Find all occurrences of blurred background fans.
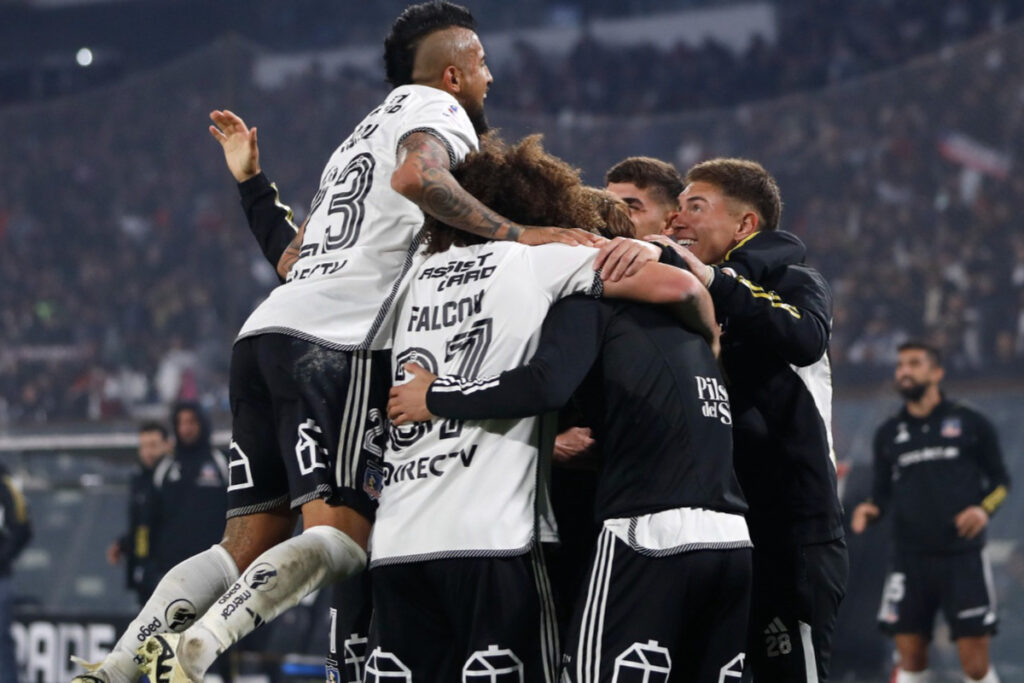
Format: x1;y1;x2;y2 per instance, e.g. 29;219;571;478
0;1;1022;681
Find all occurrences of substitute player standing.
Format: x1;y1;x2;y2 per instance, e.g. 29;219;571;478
73;4;596;683
852;341;1010;683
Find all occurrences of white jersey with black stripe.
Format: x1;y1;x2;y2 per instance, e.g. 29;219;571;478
370;242;604;566
237;85;479;350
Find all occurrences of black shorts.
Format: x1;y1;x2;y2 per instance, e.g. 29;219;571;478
366;546;559;682
226;334;390;520
326;571;373;683
561;528;751;683
877;548;998;640
746;537;848;683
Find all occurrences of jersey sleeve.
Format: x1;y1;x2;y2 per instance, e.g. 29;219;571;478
396;93;479;168
972;413;1011;516
428;296;608;419
524;244;604;301
237;172;299;279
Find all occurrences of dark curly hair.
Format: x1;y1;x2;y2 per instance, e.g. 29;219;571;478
384;1;477;88
424;134;634;254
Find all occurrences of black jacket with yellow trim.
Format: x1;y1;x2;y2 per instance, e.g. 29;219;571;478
661;230;844;545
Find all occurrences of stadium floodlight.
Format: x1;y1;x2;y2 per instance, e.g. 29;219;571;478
76;47;94;67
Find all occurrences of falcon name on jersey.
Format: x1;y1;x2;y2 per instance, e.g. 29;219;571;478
370;242;603;566
237;85;479;351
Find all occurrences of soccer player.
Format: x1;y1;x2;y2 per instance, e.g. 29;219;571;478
851;342;1010;683
604;156;684;238
370;135;720;681
72;4;596;683
387;159;750;683
650;158;847;682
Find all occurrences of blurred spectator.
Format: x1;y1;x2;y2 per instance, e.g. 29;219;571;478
107;421;172;605
144;403;228;598
0;461;31;682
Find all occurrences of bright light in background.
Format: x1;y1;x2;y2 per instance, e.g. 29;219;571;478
76;47;94;67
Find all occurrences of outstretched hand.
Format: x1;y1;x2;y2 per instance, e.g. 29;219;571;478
388;363;438;425
208;109;261;183
518;227;605;248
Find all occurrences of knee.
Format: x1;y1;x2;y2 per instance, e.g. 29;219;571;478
960;653;990;680
898;645;928;671
219;513;294;570
958;638;991;680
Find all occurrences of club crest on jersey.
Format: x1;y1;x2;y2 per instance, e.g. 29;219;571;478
197;462;222;487
941;417;962;438
363;463;384;500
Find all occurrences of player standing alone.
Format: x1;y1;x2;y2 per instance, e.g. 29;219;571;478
852;342;1010;683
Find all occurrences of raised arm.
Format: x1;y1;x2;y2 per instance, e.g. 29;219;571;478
210;110;299;278
391;132;599;247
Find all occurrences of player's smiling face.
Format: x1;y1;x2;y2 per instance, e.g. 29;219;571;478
668;181;752;265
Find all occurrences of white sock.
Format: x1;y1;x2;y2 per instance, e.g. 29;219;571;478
101;545;238;683
896;670;929;683
178;525;367;677
965;667;1000;683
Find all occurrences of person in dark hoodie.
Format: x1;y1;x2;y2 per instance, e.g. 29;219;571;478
145;403;229;599
649;158;847;683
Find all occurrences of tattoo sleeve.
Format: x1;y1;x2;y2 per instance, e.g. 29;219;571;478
396;132;523;241
276;218;306;280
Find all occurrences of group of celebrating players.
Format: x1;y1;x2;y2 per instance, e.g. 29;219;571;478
72;3;849;682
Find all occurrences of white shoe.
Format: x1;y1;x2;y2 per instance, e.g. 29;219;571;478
137;633;200;683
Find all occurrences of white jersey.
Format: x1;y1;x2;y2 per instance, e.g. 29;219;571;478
370;242;604;566
237;85;479;350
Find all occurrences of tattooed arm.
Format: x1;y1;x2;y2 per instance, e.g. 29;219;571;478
390;132;599;247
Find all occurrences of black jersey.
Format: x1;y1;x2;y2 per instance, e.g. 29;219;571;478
427;295;747;521
660;231;844;545
871;397;1010;554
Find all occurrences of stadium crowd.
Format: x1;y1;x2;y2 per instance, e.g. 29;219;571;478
3;4;1024;425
